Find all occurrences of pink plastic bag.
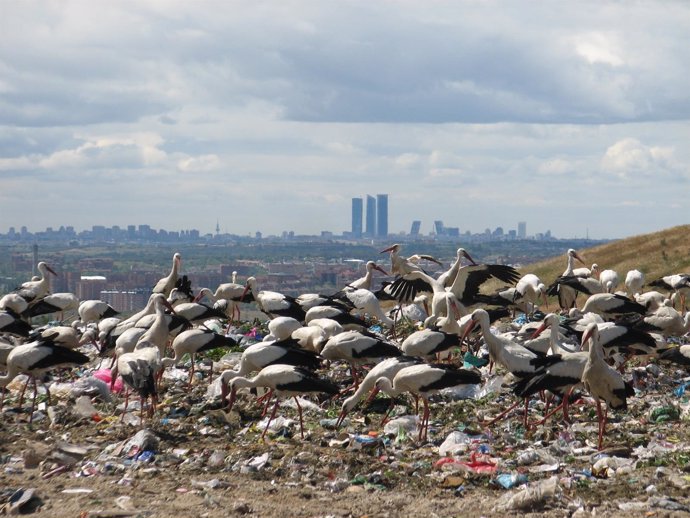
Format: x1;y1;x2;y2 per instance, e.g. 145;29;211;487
93;368;124;393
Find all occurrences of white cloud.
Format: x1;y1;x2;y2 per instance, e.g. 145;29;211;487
572;32;624;67
176;154;221;172
600;138;678;179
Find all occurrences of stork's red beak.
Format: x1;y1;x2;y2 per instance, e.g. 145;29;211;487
463;251;478;266
449;298;462;320
46;265;57;276
379;245;397;254
373;264;389;276
460;317;476;343
162;299;178;315
581;328;593;347
529;322;548;340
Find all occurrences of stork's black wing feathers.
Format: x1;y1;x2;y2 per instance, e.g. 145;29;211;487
455;264;521;306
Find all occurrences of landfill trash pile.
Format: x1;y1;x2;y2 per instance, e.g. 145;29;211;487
2;252;690;516
1;319;690;517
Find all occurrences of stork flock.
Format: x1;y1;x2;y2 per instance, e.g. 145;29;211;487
1;247;690;451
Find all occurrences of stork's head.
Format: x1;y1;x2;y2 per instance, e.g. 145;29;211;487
367;261;389;276
459;248;478;266
567;249;585;265
241;277;256;301
581;322;599;350
379;244;400;255
38;262;57;276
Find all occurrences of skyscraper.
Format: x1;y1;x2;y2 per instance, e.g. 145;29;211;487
434;220;445;236
410;220;421;236
365;195;376;237
376;194;388;237
518;221;527;239
351;197;363;238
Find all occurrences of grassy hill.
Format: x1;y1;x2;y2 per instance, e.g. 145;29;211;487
524;224;690;290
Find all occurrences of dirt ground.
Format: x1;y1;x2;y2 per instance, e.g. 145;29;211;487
2;357;690;518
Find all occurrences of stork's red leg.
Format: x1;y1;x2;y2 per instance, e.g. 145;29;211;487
262;399;280;441
294;396;304;439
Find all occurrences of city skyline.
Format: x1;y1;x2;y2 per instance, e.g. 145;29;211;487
1;217;556;242
1;2;689;240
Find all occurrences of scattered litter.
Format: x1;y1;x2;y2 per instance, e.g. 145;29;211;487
495;473;528;489
495;475;559;511
383;415;418;436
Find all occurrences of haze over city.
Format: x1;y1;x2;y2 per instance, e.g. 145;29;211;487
1;2;689;239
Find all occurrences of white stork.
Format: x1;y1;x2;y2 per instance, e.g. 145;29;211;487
265;317;304;341
0;310;32;337
649;273;690;311
78;300;119;325
170;300;227;324
634;290;667;312
101;293;164;352
635;300;690;337
218;340;322;409
197;282;255;322
375;364;481;442
0;293;29;315
581;293;646;320
226;364;339;439
304;305;368;330
14;262;57;302
573;262;599;278
461;308;543;425
152;252;182;298
0;339;90;420
346;261;389;290
436;248;478;288
515;274;548;314
242;277;306;321
307;318;344;338
379;243;442;277
581;323;634;449
599;269;619;294
514;313;588;423
401;328;461;359
162;328;238;383
335;355;423;428
547;249;586;311
116;340;162;419
320;330;401;387
110;294;176;388
22;292;79;321
290;325;329;354
331;288;395;328
624;270;645;298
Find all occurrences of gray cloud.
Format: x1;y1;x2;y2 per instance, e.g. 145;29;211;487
1;1;689;239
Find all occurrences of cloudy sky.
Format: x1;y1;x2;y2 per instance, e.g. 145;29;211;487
1;1;689;239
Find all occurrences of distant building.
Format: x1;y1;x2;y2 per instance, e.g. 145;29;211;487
365;195;376;237
351;197;363;238
518;221;527;239
376;194;388;237
77;275;107;300
434;220;445;235
410;220;421;236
